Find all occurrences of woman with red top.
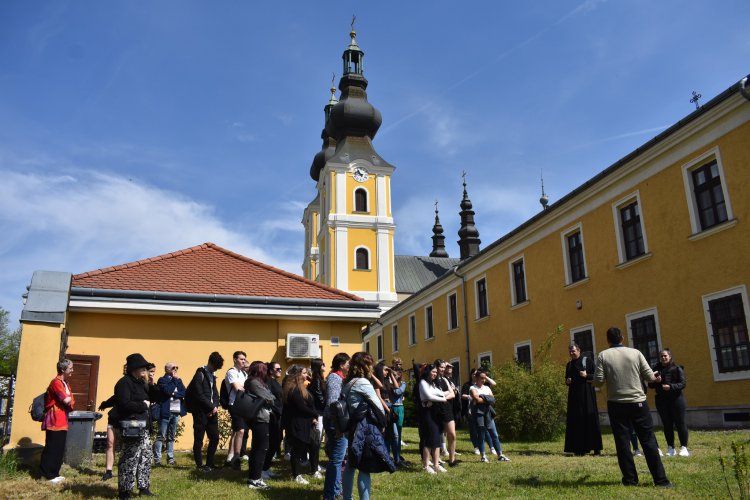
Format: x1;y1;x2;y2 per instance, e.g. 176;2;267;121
40;359;75;483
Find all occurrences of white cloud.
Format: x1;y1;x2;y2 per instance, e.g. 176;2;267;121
0;169;301;324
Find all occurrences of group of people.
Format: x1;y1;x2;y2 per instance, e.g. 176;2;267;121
38;327;693;496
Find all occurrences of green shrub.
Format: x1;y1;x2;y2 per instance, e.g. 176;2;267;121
720;441;749;500
491;325;567;442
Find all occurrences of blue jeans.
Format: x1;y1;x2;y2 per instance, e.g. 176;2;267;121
154;413;179;462
469;415;494;450
342;464;370;500
477;419;502;456
323;422;348;500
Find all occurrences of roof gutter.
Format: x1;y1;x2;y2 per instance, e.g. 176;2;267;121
70;287;381;311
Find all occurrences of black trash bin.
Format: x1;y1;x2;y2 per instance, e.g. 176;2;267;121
64;411;103;468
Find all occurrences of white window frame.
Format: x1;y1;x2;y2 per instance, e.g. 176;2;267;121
474;275;489;320
514;340;532;369
365;340;370;355
424;305;434;340
702;285;750;382
611;190;650;265
560;223;588;286
376;334;383;362
353;245;371;270
625;307;663;365
391;324;399;354
446;292;459;331
570;324;597;357
408;314;417;346
353;186;370;213
508;255;528;306
681;147;734;236
478;351;493;369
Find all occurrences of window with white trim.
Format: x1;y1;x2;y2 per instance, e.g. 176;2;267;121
475;277;489;319
509;257;528;305
376;334;383;361
702;285;750;381
354;247;370;270
478;351;492;369
561;225;587;285
365;340;370;356
408;314;417;346
570;325;596;359
354;187;368;213
450;358;460;386
447;293;458;330
626;308;662;367
682;148;734;235
515;341;532;370
391;324;399;353
425;305;434;339
612;192;649;263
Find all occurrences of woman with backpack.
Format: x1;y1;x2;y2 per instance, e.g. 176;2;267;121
563;343;602;456
470;368;509;463
244;361;277;490
283;366;320;484
39;359;75;484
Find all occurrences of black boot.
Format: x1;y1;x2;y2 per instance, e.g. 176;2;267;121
140;487;157;496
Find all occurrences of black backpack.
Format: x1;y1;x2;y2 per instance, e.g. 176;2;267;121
219;380;230;410
330;397;350;434
29;393;46;422
184;369;206;414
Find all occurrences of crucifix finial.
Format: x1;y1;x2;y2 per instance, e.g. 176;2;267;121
690;90;702;110
351;15;356;33
461;170;467;187
331;73;336;93
434;199;439;214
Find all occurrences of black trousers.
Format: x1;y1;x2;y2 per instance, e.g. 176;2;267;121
248;421;269;481
656;395;689;448
40;430;67;479
289;435;309;477
607;401;670;486
193;412;219;467
263;416;282;471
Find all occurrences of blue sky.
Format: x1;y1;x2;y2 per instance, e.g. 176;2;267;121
1;1;749;325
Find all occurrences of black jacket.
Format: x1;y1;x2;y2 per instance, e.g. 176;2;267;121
285;387;320;443
309;377;326;413
267;377;283;419
190;367;219;415
649;363;686;400
114;374;150;421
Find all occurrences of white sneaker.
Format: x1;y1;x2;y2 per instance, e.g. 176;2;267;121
401;440;407;447
242;454;249;461
480;455;489;463
317;465;325;473
633;449;643;457
498;453;511;462
48;476;65;484
424;465;436;474
679;446;690;457
312;471;323;479
247;479;269;490
436;464;447;473
666;446;676;457
490;448;498;455
441;448;449;457
454;451;462;456
294;475;309;485
658;448;664;457
474;447;480;455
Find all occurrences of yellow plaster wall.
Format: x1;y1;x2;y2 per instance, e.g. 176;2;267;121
60;312;367;449
346;173;376;215
348;228;378;291
8;322;65;450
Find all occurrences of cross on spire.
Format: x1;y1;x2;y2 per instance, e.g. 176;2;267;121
690;90;702;110
351;15;356;33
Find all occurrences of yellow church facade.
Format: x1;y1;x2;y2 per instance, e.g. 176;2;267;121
364;78;750;427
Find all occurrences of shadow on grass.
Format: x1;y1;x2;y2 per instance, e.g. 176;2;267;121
510;475;620;488
63;482;118;497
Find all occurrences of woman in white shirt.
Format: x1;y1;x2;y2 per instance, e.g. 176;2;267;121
469;369;510;463
419;365;447;473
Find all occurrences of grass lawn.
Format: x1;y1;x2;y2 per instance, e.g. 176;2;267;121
1;427;748;499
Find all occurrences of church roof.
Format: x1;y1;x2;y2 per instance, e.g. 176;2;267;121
394;255;460;294
72;242;363;302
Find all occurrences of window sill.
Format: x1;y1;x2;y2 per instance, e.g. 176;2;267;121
425;336;435;342
713;367;750;382
446;327;460;335
564;277;590;290
408;343;416;348
352;211;371;215
616;252;652;270
689;218;738;242
511;300;530;311
352;268;372;272
474;315;491;324
392;350;399;355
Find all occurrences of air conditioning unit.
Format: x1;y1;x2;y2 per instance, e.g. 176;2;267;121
286;334;320;359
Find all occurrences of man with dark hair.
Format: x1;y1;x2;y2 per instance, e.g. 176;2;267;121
261;360;284;480
594;327;672;488
225;351;248;469
191;351;224;471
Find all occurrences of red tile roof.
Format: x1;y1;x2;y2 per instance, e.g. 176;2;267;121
72;243;363;302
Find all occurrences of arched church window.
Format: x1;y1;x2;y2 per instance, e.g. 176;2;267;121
354;188;368;213
355;247;369;270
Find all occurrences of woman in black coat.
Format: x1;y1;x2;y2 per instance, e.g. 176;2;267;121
650;348;689;457
564;344;602;456
283;366;320;484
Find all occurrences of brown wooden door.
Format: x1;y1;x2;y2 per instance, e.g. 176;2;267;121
67;354;100;411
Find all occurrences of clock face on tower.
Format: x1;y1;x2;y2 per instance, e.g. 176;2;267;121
352;166;369;182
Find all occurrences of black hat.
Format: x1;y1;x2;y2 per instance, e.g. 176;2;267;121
126;353;150;373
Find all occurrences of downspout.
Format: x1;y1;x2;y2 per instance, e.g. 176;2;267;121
741;75;750;102
452;266;471;381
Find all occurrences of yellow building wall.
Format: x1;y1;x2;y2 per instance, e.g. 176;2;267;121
346;174;376;214
7;322;65;450
374;116;750;412
61;312;367;449
348;228;378;291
